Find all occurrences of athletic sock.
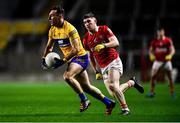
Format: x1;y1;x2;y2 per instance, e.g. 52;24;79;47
121;104;129;111
102;96;112;106
79;93;88;102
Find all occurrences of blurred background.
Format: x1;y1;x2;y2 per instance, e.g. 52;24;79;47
0;0;179;82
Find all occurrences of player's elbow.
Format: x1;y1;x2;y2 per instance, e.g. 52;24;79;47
113;36;119;47
172;48;176;55
115;41;119;47
112;41;119;48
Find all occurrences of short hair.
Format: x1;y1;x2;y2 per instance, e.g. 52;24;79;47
83;12;95;19
50;5;64;15
156;26;164;31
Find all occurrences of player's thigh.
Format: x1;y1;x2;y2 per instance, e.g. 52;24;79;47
76;70;91;87
107;68;121;88
104;79;112;91
103;70;120;93
151;68;158;77
66;62;83;77
102;58;122;84
151;61;162;76
164;61;173;71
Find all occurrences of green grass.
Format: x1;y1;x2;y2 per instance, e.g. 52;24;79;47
0;81;179;122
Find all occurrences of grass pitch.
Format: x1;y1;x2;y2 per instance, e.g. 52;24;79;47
0;81;179;122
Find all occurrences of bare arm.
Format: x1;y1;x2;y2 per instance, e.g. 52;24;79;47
65;38;79;61
149;46;154;56
89;52;99;73
89;52;102;80
42;38;54;58
105;35;119;48
169;41;175;56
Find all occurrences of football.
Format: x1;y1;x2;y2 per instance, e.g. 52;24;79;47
45;52;60;68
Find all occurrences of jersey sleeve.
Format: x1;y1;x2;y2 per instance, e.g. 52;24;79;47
68;24;80;41
104;25;114;38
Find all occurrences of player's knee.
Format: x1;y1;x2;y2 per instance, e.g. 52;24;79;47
82;85;91;92
109;83;122;94
109;84;118;92
109;84;114;91
107;89;114;97
63;72;73;83
119;86;124;92
63;73;67;80
152;75;156;80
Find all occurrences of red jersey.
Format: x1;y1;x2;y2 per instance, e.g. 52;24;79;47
83;25;119;68
150;37;172;61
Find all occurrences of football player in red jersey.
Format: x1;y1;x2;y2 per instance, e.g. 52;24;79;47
147;27;176;98
82;12;144;115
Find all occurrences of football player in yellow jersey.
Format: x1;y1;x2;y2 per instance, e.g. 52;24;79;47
41;6;115;115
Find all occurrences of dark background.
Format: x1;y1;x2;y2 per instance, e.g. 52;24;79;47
0;0;179;82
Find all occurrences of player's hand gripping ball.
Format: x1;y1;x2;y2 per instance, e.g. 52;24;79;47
45;52;61;68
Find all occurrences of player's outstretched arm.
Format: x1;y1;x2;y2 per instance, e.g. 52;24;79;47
42;38;54;58
89;52;103;80
41;38;54;69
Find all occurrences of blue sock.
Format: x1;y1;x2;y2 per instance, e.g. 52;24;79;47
102;96;112;106
79;93;88;102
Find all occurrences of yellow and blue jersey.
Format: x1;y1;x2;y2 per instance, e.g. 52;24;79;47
48;20;86;58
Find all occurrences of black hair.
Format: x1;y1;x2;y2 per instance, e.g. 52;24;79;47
50;5;64;15
83;12;95;19
156;26;164;31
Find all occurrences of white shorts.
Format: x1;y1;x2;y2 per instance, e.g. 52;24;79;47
100;57;123;80
152;61;173;71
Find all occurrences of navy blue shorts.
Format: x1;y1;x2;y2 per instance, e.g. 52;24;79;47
69;54;89;70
